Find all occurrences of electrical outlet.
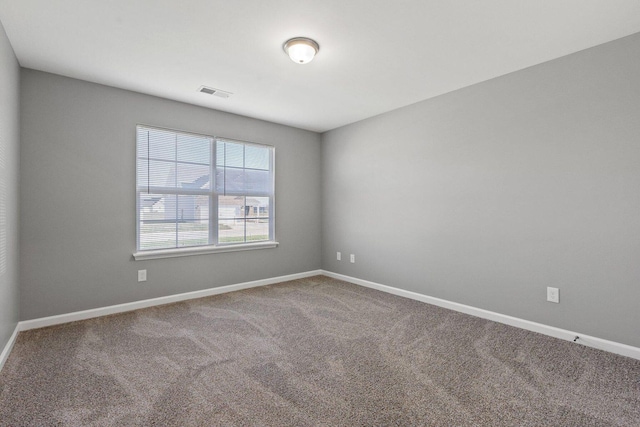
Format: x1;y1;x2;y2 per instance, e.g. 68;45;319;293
547;287;559;303
337;252;341;261
138;269;147;282
350;254;355;263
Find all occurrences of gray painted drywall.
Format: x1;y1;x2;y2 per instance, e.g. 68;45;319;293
20;70;321;320
0;21;20;350
322;33;640;348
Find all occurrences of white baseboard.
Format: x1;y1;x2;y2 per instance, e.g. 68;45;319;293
10;269;639;363
321;270;640;361
0;324;20;372
19;270;323;332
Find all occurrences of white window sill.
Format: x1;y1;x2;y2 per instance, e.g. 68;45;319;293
133;241;279;261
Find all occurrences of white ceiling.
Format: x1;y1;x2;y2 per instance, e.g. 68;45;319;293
1;1;640;132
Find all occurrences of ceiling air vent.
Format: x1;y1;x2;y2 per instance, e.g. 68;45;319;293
198;86;232;99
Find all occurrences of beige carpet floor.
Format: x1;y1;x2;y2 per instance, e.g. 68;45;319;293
0;275;638;426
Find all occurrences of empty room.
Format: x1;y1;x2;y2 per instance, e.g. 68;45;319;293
1;1;639;425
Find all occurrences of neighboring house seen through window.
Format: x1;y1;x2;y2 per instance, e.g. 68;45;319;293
136;125;275;253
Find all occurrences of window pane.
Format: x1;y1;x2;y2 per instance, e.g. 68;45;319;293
177;195;208;221
215;168;272;196
195;195;209;219
177;163;209;189
218;219;245;243
246;219;269;242
219;141;244;167
218;195;245;219
245;145;270;170
215;167;242;194
177;195;209;246
246;197;269;218
244;169;271;194
147;128;176;161
216;142;225;167
137;158;149;188
149;160;176;188
178;220;209;247
177;134;210;164
137;128;149;158
139;193;177;250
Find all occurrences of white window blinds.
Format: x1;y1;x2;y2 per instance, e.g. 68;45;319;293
136;126;274;251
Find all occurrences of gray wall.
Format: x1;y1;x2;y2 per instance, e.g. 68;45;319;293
0;21;20;349
322;33;640;348
20;70;321;320
14;32;640;350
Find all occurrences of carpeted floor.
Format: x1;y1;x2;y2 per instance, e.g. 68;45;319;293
0;275;639;426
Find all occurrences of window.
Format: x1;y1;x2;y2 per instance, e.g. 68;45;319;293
135;125;275;258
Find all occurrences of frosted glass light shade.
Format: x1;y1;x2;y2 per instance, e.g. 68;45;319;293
283;37;319;64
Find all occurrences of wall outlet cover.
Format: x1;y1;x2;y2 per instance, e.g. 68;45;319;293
138;270;147;282
547;286;559;303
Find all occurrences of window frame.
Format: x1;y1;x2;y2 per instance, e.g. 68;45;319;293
133;125;278;260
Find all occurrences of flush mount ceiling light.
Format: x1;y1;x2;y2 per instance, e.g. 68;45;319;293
283;37;319;64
